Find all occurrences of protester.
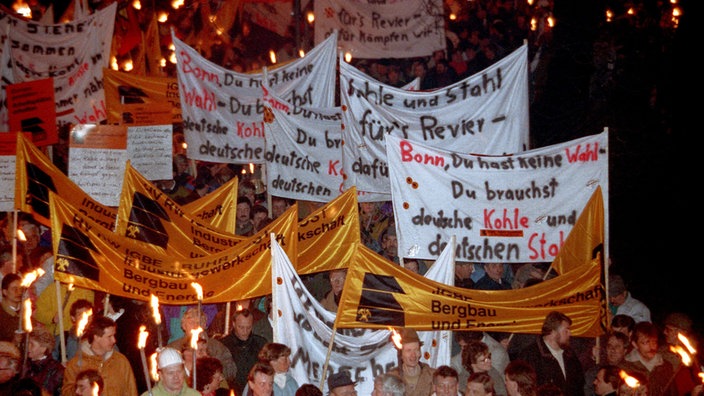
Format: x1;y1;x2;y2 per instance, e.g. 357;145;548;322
246;362;276;396
327;371;357;396
147;347;200;396
373;373;405;396
620;322;676;396
388;328;435;396
195;356;227;396
462;341;506;396
0;273;22;344
319;269;347;313
431;365;461;396
607;275;651;324
24;325;64;396
167;307;237;389
221;308;268;395
257;343;299;396
0;341;21;396
503;360;537;396
52;299;94;362
516;311;584;396
467;372;495;396
592;365;620;396
74;369;104;396
61;315;138;396
296;384;323;396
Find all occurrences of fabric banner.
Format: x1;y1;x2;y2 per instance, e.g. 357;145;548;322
102;68;182;125
271;236;451;396
341;44;530;195
262;87;345;202
386;131;608;263
182;176;239;233
173;30;338;164
116;162;246;258
0;4;116;129
0;132;23;212
549;186;605;275
314;0;446;59
14;133;117;229
335;244;606;337
296;187;361;275
50;191;299;303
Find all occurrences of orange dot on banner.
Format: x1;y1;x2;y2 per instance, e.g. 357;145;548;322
403;202;410;209
342;173;347;180
341;124;345;131
277;309;283;318
406;177;413;184
341;105;347;111
423;352;431;360
276;277;283;285
412;181;419;189
432;339;437;347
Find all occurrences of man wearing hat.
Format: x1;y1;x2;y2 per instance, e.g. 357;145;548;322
147;347;200;396
608;274;651;324
388;329;435;396
0;341;21;395
328;371;357;396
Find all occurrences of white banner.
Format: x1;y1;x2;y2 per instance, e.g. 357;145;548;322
0;4;116;130
341;44;531;194
262;89;345;202
271;236;452;395
173;31;338;164
386;131;608;262
314;0;446;59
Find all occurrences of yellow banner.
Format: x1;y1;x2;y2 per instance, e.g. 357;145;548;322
550;186;605;275
335;245;606;337
102;68;181;125
14;133;117;229
182;176;238;233
50;191;299;303
116;162;245;257
296;187;361;274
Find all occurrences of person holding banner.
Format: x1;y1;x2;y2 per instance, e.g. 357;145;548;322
256;343;298;396
430;365;461;396
503;360;537;396
0;274;22;345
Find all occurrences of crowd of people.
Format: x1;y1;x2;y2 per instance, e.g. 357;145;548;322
0;0;690;395
0;168;701;396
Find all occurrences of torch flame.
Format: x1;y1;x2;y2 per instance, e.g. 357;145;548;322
23;299;33;332
150;352;159;381
91;382;99;396
389;327;402;349
150;294;162;325
77;309;93;337
670;345;693;366
619;370;640;388
678;333;697;354
68;283;74;291
190;327;203;349
138;325;149;349
20;268;45;287
191;282;203;300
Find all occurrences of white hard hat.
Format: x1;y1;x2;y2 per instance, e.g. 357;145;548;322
158;347;184;369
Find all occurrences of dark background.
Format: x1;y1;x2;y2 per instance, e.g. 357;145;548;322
532;0;698;332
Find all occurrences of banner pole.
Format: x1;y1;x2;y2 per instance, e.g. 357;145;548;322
320;322;339;390
55;280;67;364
